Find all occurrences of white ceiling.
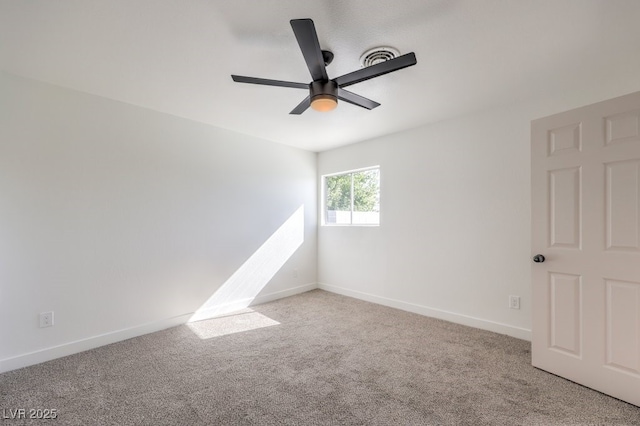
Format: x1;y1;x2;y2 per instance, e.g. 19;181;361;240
2;0;640;152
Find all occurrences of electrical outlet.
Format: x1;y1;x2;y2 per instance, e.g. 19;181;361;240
39;311;54;328
509;296;520;310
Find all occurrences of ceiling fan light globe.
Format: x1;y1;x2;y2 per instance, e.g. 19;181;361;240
310;95;338;112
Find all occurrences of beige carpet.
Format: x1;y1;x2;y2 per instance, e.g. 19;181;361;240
2;289;639;425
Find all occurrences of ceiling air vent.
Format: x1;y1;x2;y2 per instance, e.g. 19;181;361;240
359;47;400;68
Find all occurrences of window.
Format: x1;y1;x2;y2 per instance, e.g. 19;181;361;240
323;166;380;225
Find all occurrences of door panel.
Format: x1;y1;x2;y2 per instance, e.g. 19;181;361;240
605;279;640;376
605;160;640;251
548;167;582;249
532;91;640;407
548;272;582;357
605;110;640;146
549;122;582;155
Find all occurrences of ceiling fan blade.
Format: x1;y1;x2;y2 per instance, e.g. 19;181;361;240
337;88;381;110
334;52;417;88
290;96;311;115
290;19;328;82
231;75;308;89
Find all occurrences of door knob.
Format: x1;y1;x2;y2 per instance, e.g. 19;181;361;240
533;254;545;263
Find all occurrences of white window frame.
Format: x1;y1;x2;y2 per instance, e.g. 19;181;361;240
321;166;380;227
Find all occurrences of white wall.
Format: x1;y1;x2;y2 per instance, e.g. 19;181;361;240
2;69;637;372
318;86;640;340
0;73;317;372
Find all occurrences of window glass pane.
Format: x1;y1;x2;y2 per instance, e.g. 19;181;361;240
325;174;352;224
352;169;380;225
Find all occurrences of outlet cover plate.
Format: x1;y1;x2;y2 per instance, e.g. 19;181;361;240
509;296;520;310
39;311;54;328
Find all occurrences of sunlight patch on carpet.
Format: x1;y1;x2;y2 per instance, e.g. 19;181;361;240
187;308;280;339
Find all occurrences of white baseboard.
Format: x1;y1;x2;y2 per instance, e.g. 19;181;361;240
188;282;318;322
0;313;192;374
0;283;318;374
1;283;528;373
252;282;318;306
318;283;532;341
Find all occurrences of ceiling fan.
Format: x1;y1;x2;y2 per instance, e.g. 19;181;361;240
231;19;417;114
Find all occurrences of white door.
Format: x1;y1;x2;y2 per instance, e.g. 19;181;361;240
532;91;640;407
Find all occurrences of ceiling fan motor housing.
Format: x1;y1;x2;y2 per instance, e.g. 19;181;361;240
310;80;337;102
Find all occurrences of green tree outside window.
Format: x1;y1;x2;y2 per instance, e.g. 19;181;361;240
325;168;380;225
